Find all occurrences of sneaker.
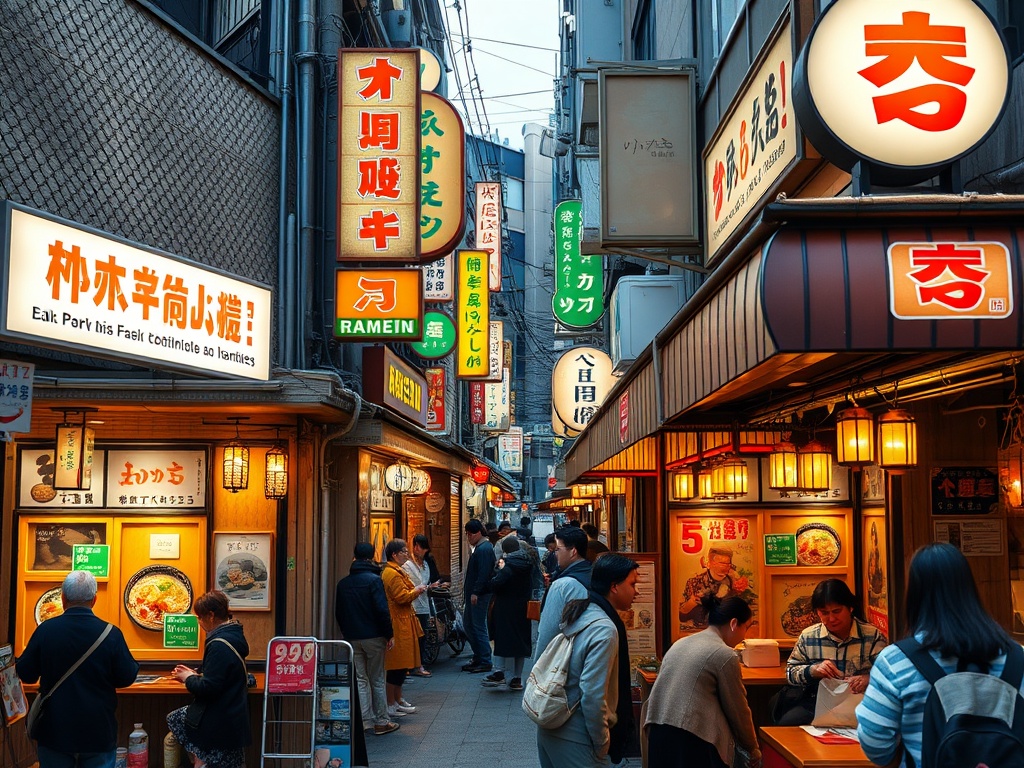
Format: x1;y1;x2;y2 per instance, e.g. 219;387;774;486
467;663;492;673
395;702;417;714
373;721;400;735
508;677;524;691
480;672;506;687
461;661;481;671
387;705;407;718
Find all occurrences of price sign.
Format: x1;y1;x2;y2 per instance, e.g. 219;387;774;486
72;544;110;577
764;534;797;566
163;614;200;649
267;637;317;693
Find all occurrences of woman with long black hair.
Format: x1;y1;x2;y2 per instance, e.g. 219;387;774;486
857;542;1023;766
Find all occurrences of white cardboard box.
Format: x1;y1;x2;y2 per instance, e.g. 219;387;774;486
741;638;780;667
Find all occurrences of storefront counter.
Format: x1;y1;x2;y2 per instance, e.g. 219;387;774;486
23;671;266;695
638;663;788;727
760;727;872;768
638;664;787;687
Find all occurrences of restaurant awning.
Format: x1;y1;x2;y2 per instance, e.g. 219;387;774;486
565;196;1024;483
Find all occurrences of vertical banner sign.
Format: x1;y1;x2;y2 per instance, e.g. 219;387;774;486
470;382;485;424
425;367;446;431
456;250;490;378
420;93;467;259
475;182;503;291
338;49;420;262
0;360;32;434
498;426;523;473
422;253;453;301
553;200;603;328
484;321;503;382
483;367;510;432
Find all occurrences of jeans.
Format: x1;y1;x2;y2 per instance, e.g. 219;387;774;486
350;636;389;726
37;746;115;768
463;594;492;665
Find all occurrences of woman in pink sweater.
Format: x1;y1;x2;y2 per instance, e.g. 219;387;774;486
644;594;761;768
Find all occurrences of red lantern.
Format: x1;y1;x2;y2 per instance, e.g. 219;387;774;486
471;465;490;484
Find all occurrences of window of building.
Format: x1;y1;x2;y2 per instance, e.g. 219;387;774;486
633;0;656;60
505;178;524;212
705;0;744;61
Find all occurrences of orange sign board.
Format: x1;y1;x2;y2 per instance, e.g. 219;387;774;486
887;241;1013;320
338;49;421;262
420;93;466;259
335;268;424;339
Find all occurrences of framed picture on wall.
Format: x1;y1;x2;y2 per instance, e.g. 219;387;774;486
212;532;273;611
370;516;394;563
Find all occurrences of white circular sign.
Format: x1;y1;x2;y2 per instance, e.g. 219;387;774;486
551;347;615;433
801;0;1008;172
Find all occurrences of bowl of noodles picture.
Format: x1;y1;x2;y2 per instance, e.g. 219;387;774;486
124;565;193;631
34;586;65;625
795;523;842;566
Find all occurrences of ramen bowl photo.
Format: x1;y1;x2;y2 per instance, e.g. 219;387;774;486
124;565;193;630
795;523;841;566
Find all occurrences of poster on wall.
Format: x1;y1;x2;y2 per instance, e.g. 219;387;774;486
770;577;820;639
0;644;27;724
212;532;272;611
368;462;394;512
370;516;393;562
106;449;206;509
862;515;888;637
669;514;760;641
28;521;107;571
930;466;999;515
623;558;658;678
934;518;1005;556
862;465;885;505
18;448;106;508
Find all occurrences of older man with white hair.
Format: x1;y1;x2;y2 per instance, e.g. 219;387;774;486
17;570;139;768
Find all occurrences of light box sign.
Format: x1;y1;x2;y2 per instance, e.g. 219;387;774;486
470;381;485;424
410;310;457;359
422;253;453;302
484;321;503;382
475;182;502;291
0;359;33;434
420;93;466;260
334;268;423;339
887;241;1013;320
1;203;272;380
106;449;207;508
498;426;523;473
793;0;1010;184
338;49;421;262
483;367;510;432
551;347;615;433
705;23;796;261
54;425;95;490
18;447;106;508
456;250;490;378
552;200;604;328
418;47;443;92
362;346;427;426
425;367;446;432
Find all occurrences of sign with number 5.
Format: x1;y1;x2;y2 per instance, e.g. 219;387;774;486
266;637;317;693
680;519;704;554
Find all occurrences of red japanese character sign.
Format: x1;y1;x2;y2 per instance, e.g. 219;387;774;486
266;638;317;694
794;0;1009;182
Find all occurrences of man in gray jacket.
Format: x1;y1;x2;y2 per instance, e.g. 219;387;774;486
535;525;592;657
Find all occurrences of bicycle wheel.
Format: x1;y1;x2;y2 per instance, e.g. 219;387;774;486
447;629;465;655
422;619;440;665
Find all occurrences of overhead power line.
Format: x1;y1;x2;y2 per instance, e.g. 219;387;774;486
450;33;560;53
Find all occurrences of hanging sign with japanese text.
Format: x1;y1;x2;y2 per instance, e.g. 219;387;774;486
106;449;206;509
552;200;604;328
420;93;466;259
425;367;446;431
470;382;485;424
1;203;272;380
72;543;110;576
498;426;523;473
456;250;490;378
410;310;457;359
887;241;1012;320
483;321;503;382
705;23;795;261
0;359;32;434
338;49;420;262
930;466;999;515
793;0;1010;185
362;346;427;427
334;268;423;339
483;366;510;432
475;182;502;291
422;253;453;302
551;347;615;433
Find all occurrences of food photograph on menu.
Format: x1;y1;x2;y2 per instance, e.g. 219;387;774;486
124;565;194;630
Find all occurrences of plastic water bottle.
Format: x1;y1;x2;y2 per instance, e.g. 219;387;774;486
128;723;149;768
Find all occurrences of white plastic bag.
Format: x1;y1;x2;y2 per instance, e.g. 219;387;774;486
811;678;863;728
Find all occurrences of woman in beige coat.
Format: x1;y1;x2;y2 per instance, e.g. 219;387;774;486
381;538;426;720
644;594;761;768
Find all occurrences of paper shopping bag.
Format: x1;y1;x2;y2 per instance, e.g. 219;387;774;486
811;678;864;728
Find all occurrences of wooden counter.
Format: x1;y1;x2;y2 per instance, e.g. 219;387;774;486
760;727;872;768
638;664;787;686
23;671;266;694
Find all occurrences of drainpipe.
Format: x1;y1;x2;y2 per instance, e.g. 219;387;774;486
318;394;363;638
296;0;318;370
277;0;295;368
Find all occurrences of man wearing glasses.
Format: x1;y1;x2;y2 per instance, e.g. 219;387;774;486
535;525;593;658
462;519;496;672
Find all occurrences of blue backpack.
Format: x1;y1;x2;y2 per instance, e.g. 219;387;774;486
897;638;1024;768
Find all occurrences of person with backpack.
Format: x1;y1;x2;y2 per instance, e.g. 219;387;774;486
535;525;593;658
643;595;760;768
856;542;1024;768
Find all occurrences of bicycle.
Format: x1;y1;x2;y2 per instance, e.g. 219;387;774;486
421;586;466;664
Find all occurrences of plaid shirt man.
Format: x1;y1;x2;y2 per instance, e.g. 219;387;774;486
786;617;887;687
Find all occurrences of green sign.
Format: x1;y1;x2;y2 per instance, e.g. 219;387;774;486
163;614;201;649
410;310;457;359
764;534;797;566
552;200;604;329
72;544;110;577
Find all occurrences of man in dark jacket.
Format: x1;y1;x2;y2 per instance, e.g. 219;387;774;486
461;519;496;672
335;542;398;735
17;570;139;768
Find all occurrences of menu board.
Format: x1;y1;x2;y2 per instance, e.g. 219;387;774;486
862;512;889;637
0;644;27;725
623;558;658;681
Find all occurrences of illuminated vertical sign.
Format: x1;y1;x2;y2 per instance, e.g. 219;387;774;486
425;367;446;431
475;182;503;291
420;93;466;259
456;250;489;378
422;253;453;301
338;49;420;262
553;200;603;328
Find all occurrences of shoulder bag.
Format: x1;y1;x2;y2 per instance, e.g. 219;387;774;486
184;637;250;729
26;624;113;739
